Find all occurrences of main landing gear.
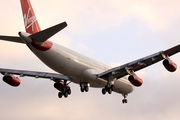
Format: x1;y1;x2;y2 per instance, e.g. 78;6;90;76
102;84;115;95
80;82;89;92
101;74;115;95
58;89;71;98
57;80;71;98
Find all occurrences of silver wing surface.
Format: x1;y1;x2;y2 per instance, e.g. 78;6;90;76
97;44;180;79
0;68;69;82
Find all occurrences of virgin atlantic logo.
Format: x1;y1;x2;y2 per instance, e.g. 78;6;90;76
23;8;37;32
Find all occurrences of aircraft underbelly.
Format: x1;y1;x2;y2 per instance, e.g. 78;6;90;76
28;43;134;95
29;44;84;77
114;79;134;94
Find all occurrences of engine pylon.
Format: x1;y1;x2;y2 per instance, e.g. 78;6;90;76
125;67;143;87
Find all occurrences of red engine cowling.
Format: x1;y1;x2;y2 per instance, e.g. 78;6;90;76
3;74;21;87
54;82;70;91
128;74;143;87
163;59;177;72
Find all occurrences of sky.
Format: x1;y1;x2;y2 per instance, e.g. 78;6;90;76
0;0;180;120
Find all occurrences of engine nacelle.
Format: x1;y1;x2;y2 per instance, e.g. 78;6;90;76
128;74;143;87
54;82;70;92
3;74;21;87
163;59;177;72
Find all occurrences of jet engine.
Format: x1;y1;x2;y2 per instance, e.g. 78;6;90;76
163;59;177;72
128;74;143;87
3;74;21;87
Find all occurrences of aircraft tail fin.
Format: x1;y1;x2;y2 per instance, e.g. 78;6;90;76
0;1;67;45
20;0;41;34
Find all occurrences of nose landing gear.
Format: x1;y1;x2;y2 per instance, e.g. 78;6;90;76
122;94;128;104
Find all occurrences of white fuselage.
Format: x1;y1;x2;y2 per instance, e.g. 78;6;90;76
21;33;134;95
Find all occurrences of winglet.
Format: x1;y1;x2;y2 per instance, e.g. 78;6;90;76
29;22;67;43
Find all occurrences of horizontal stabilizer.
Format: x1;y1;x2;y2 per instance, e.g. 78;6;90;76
29;22;67;43
0;36;24;43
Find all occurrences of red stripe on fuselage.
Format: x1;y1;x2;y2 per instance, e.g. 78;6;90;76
31;40;53;51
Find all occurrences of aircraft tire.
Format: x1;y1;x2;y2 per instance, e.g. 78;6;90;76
111;85;115;91
67;89;71;95
84;86;89;92
64;92;68;98
81;87;84;92
58;92;63;98
102;88;106;95
122;99;127;104
108;88;112;94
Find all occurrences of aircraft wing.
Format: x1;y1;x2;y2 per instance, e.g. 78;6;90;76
0;68;69;82
97;44;180;79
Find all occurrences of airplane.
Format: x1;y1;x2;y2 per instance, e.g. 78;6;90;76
0;0;179;104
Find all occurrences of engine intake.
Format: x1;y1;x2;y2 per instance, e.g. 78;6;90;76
128;74;143;87
163;59;177;72
3;74;21;87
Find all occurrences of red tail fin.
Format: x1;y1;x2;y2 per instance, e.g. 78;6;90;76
20;0;41;34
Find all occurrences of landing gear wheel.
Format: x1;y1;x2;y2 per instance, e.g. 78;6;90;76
108;88;112;94
58;92;63;98
122;99;125;103
64;92;68;98
84;86;89;92
111;85;115;91
122;99;127;104
67;89;71;95
81;87;85;92
80;82;89;92
80;83;83;88
102;88;106;95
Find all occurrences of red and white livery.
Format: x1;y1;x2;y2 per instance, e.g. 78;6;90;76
0;0;180;104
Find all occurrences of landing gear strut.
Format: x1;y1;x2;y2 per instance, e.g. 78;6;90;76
122;94;128;104
80;82;89;92
102;74;115;95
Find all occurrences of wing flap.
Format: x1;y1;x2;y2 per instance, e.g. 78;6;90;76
0;36;24;43
0;68;69;82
